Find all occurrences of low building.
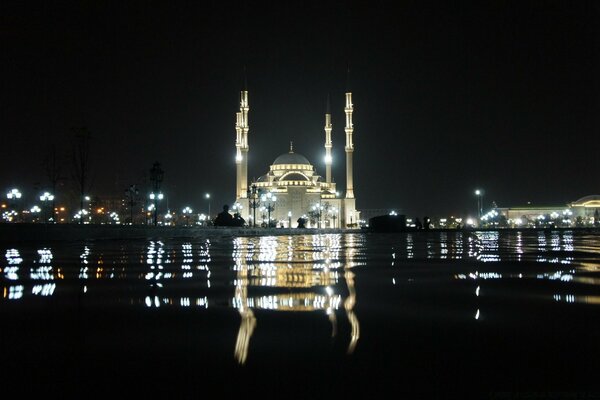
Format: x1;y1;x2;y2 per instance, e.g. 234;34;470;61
496;195;600;227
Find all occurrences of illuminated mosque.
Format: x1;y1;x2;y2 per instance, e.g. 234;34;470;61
232;87;360;228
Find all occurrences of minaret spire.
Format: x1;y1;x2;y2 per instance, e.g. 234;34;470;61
344;88;354;199
324;94;333;184
235;80;250;199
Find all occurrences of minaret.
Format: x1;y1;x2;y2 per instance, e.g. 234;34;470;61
344;91;354;199
324;94;333;184
235;88;249;199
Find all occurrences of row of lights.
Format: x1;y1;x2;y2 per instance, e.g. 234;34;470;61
4;187;214;225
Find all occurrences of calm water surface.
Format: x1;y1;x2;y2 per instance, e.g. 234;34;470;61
2;230;600;399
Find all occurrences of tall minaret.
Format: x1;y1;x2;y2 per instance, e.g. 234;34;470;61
235;88;249;199
324;94;333;184
344;90;354;199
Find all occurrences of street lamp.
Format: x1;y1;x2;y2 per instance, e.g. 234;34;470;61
312;203;323;228
475;189;483;220
39;192;54;223
232;202;243;217
30;205;41;222
182;206;193;226
331;207;338;229
199;213;207;226
247;184;259;228
149;192;164;226
149;162;165;226
205;193;211;219
164;210;172;225
6;188;22;222
260;192;277;227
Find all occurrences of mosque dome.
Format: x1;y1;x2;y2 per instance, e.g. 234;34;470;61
273;152;311;166
272;142;311;166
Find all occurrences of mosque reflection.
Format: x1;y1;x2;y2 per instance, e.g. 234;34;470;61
3;230;600;365
231;234;360;364
0;234;361;365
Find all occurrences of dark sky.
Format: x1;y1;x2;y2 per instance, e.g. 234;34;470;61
1;0;598;218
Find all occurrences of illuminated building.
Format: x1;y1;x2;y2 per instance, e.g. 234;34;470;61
496;195;600;227
233;86;360;228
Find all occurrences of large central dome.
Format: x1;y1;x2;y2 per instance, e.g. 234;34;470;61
273;151;311;165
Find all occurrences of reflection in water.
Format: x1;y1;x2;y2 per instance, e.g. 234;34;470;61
2;230;600;367
232;234;360;364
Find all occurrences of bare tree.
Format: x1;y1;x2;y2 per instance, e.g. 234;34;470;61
71;126;93;220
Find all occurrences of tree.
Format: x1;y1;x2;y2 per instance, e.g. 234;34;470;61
71;127;93;221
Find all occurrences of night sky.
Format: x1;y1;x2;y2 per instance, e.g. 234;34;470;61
1;1;598;218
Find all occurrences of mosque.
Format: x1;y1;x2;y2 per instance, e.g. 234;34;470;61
232;88;360;228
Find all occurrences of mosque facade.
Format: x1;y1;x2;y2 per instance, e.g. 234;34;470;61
232;89;360;228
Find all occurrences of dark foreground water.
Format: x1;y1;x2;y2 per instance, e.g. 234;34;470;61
1;230;600;399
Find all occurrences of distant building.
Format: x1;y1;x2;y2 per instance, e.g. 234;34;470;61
231;88;360;228
496;195;600;227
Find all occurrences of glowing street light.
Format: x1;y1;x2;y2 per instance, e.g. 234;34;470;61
30;205;41;222
149;192;164;226
182;206;193;226
205;193;211;219
39;192;54;223
7;188;22;200
247;184;259;228
6;188;23;222
475;189;483;220
260;192;277;228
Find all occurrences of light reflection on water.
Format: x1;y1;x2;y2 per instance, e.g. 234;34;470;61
1;230;600;365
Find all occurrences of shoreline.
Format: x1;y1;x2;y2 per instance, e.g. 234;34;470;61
0;223;352;242
0;223;598;243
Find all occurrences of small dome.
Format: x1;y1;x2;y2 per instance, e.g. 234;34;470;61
273;152;311;165
279;173;309;181
256;174;269;182
572;195;600;206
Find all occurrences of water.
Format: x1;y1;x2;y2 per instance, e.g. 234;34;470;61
2;230;600;399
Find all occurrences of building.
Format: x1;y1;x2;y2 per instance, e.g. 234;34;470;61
495;195;600;227
232;88;360;228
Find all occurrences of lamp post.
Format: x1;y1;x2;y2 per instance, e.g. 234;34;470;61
182;206;193;226
475;189;483;220
149;192;164;226
247;184;259;228
30;205;41;222
261;192;276;227
6;188;22;222
312;203;323;229
232;202;243;215
39;192;54;223
149;162;164;226
164;210;172;225
205;193;211;220
125;184;139;225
